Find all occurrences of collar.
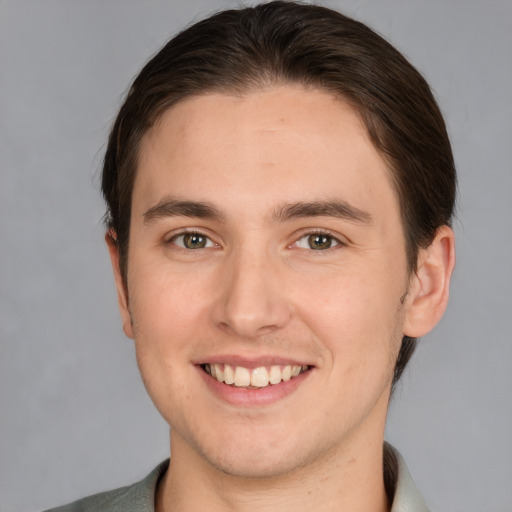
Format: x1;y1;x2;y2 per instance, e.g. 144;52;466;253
385;442;431;512
71;444;429;512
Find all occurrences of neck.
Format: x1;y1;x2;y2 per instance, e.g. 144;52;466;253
156;431;390;512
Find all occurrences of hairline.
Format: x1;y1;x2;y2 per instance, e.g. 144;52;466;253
118;80;419;283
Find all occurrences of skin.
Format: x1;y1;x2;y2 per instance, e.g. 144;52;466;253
107;86;455;512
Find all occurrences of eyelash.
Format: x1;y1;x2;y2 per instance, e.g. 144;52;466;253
292;230;344;251
167;231;218;250
166;229;344;252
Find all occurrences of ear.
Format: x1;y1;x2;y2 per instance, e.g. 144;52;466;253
105;231;134;339
403;225;456;337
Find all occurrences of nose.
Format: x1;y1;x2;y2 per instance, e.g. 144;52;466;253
211;249;292;339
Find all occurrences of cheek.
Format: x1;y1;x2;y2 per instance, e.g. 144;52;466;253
126;269;203;382
294;266;404;372
129;260;208;339
129;272;205;425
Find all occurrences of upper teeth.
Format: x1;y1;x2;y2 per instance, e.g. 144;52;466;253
205;363;308;388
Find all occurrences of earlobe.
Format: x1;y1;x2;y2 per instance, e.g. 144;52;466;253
403;225;456;338
105;231;134;339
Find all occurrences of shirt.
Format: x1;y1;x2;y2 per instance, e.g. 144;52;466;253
43;444;430;512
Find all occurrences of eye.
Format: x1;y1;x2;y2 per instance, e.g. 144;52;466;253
171;232;216;249
294;233;341;250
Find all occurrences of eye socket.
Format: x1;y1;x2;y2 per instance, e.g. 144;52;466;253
171;232;216;249
169;231;340;250
294;233;341;250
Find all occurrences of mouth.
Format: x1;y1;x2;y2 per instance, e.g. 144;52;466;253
201;363;310;389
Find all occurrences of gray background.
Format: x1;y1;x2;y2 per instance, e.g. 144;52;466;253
1;1;511;511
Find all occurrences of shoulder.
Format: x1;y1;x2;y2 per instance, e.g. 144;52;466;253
42;486;131;512
42;460;169;512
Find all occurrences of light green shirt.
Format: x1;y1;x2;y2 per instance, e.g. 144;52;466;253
44;444;430;512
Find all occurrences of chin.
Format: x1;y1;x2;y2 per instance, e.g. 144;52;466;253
206;449;307;480
189;424;332;480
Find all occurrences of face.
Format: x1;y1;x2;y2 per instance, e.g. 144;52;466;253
113;86;417;478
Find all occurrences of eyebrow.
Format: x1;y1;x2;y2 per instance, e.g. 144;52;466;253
142;197;372;225
271;200;372;224
143;198;225;223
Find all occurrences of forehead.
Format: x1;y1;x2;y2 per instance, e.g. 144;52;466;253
134;86;399;227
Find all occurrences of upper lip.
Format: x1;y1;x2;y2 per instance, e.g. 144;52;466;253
192;355;314;369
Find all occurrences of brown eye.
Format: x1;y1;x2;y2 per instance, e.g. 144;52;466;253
183;233;207;249
308;234;333;250
172;233;214;249
294;233;341;250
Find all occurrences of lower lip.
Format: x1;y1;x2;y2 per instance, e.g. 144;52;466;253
197;366;311;407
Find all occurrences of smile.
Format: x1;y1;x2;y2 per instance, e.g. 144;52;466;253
203;363;309;388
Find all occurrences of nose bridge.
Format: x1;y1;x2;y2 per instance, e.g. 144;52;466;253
212;243;291;338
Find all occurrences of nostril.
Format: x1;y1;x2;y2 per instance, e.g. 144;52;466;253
210;266;293;338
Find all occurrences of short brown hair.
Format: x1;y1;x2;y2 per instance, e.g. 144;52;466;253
102;1;456;386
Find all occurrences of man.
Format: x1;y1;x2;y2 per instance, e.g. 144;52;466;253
47;1;455;511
